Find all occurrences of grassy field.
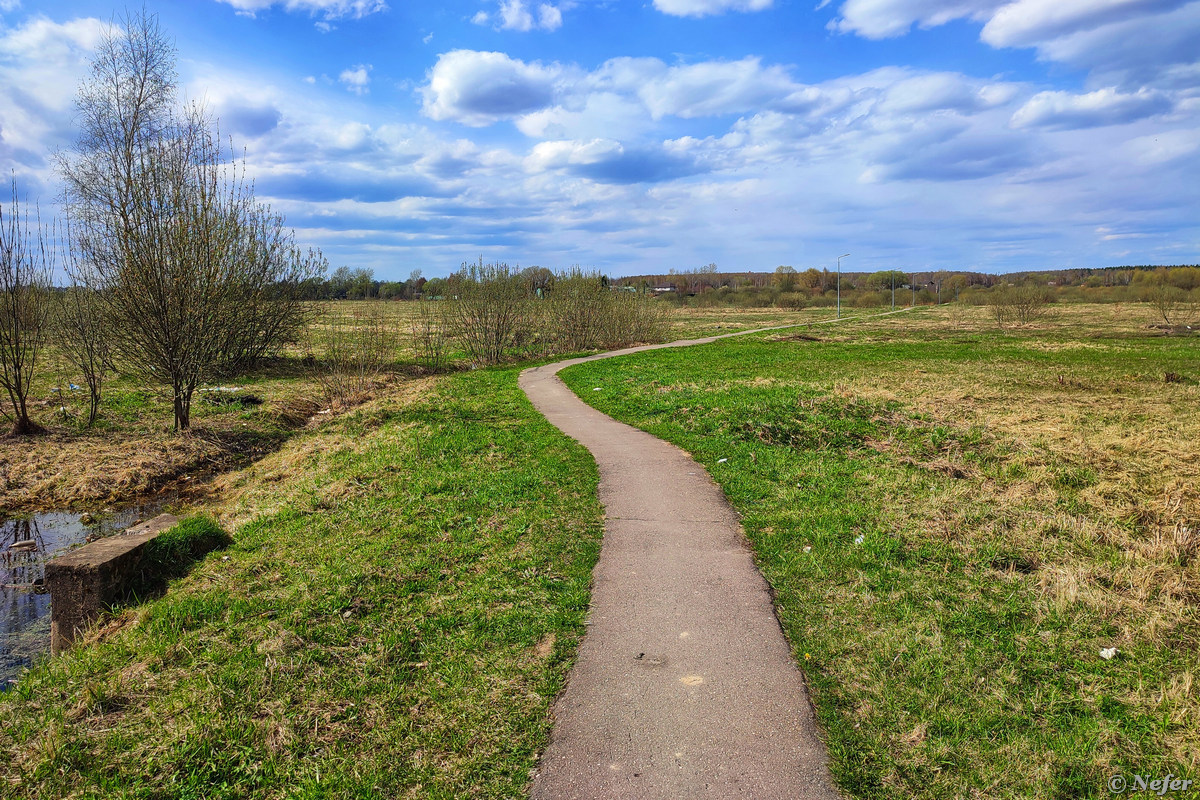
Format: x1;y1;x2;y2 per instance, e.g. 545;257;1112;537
0;365;603;799
560;303;1199;798
6;299;1194;798
0;299;825;513
0;301;429;513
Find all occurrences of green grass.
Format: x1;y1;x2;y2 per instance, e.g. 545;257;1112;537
559;306;1200;799
0;366;603;799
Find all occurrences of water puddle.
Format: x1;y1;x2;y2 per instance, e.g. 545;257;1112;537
1;501;170;688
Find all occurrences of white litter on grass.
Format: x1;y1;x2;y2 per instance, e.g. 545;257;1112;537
1099;647;1119;660
803;545;813;553
717;458;728;463
593;387;602;391
854;535;865;545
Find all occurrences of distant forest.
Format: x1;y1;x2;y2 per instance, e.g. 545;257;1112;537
290;263;1200;309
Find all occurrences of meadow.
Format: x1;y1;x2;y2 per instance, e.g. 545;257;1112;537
1;300;1196;798
561;303;1199;798
0;363;604;799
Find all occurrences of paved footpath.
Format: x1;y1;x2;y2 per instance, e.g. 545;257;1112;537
518;322;866;799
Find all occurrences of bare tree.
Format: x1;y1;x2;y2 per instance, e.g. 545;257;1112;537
1145;285;1198;326
0;185;53;436
53;281;110;427
59;10;323;430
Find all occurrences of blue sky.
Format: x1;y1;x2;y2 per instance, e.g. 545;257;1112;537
2;0;1198;279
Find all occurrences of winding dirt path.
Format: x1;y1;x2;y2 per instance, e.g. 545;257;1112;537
520;314;905;799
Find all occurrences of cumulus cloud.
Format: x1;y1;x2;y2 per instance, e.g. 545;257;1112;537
525;138;705;183
215;0;387;20
981;0;1192;48
254;167;451;202
422;50;563;125
653;0;774;17
476;1;567;32
339;63;372;94
878;71;1018;114
1031;2;1200;88
219;102;284;137
1012;87;1173;129
634;57;815;118
0;15;106;185
829;0;1003;39
829;0;1200;92
868;128;1039;181
422;51;865;134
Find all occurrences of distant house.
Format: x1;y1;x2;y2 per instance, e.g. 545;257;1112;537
651;286;677;293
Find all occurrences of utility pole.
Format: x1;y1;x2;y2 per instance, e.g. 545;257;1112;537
891;271;896;310
911;273;916;307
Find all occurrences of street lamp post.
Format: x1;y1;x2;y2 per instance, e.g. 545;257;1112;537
837;253;850;318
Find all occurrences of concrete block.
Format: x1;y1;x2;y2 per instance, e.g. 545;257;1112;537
45;513;179;655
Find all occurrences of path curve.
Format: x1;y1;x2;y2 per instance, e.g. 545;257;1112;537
520;312;908;799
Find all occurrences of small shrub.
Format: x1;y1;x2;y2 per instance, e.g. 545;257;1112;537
411;301;449;371
990;285;1052;327
308;306;395;407
444;260;536;365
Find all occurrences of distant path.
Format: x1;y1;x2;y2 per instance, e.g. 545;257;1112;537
519;311;908;799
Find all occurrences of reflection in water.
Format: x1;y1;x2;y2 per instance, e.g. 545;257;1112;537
2;504;168;687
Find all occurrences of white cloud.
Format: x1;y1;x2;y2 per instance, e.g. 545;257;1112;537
828;0;1200;93
421;50;564;125
878;71;1018;114
1125;127;1200;164
499;0;535;30
829;0;1003;39
215;0;387;20
1030;2;1200;88
1012;87;1173;129
492;0;566;31
538;4;564;29
981;0;1191;48
471;11;490;25
653;0;774;16
0;15;107;190
0;1;22;13
339;64;372;94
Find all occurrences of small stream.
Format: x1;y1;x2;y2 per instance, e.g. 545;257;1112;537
1;502;170;688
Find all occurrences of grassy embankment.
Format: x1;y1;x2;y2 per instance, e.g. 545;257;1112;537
0;365;603;799
561;303;1200;798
